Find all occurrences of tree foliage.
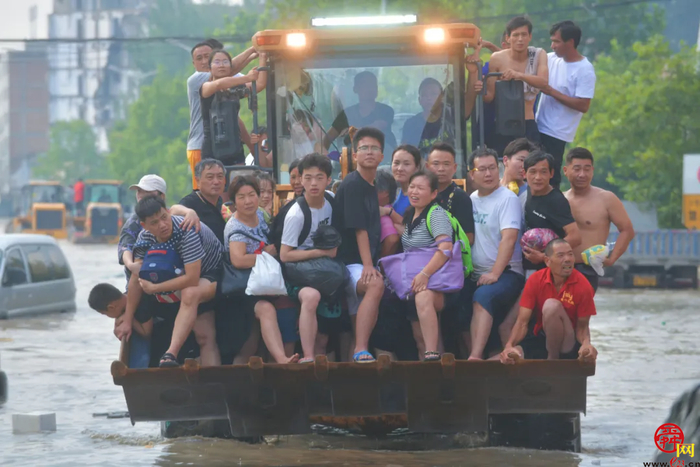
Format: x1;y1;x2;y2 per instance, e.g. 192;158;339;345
35;120;110;184
575;36;700;228
107;72;192;204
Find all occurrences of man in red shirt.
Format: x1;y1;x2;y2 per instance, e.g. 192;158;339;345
500;238;598;362
73;178;85;216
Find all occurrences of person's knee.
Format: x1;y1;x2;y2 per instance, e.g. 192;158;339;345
181;286;201;306
542;299;564;319
414;291;434;313
299;287;321;307
254;301;275;320
365;276;385;296
194;315;216;346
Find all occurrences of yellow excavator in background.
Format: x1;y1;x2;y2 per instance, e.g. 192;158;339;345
71;180;124;244
5;181;69;239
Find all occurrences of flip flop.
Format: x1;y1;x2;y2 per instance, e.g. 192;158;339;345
298;357;314;364
352;350;376;363
159;352;179;368
424;351;441;362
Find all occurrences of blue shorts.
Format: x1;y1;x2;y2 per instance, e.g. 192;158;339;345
462;270;525;326
275;303;299;344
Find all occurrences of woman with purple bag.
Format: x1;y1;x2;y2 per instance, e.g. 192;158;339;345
393;171;458;361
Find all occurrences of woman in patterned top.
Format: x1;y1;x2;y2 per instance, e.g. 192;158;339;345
398;170;455;361
225;175;300;364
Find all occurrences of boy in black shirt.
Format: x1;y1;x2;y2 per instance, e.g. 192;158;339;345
523;150;581;273
333;127;386;363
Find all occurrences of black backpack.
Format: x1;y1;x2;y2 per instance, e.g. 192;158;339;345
270;192;335;252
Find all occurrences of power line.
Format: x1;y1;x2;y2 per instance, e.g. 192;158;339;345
0;35;251;44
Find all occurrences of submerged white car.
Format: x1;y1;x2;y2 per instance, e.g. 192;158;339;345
0;234;76;319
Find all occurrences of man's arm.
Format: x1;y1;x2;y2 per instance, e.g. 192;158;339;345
280;244;335;262
484;54;501;104
115;273;143;341
562;222;582;249
230;47;257;75
575;316;597;361
245;53;268;93
605;193;635;266
356;230;380;282
502;50;548;89
478;228;518;285
501;305;535;365
170;204;201;232
541;86;591;113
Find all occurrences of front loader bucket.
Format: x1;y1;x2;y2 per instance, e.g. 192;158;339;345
112;353;595;437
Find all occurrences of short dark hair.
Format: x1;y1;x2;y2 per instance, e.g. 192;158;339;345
545;238;570;257
503;138;538;159
409;170;439;192
135;196;166;221
353;127;385;153
375;169;397;204
194;158;225;180
468;147;499;170
208;49;232;69
501;30;508;43
550;20;582;48
205;38;224;50
506;16;533;35
429;142;457;161
190;41;211;57
255;170;276;192
88;283;123;313
298;153;332;177
524;149;556;172
566;147;594;165
392;144;422;167
354;71;377;87
257;125;267;135
418;77;442;96
228;174;260;200
289;158;302;174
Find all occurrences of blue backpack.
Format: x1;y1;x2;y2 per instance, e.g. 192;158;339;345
136;231;185;303
139;246;184;284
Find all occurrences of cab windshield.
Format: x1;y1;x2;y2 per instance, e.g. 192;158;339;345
272;52;464;182
87;185;121;204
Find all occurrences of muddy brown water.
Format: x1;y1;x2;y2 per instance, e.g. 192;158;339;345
0;241;698;466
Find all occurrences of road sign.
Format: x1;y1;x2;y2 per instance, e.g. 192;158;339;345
683;154;700;195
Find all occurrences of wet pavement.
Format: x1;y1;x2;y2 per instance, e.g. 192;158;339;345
0;241;698;466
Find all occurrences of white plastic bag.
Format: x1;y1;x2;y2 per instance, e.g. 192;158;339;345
581;244;610;276
245;252;288;296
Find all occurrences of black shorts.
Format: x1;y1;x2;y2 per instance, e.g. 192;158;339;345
518;330;582;360
202;266;223;288
133;293;217;323
574;263;599;293
404;292;460;322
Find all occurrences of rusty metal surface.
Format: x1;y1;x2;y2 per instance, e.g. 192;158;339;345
112;354;595;437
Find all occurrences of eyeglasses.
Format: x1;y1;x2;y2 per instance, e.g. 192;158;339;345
358;145;382;153
472;165;499;173
212;60;231;66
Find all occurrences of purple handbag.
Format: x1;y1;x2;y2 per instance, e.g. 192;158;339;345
378;240;465;300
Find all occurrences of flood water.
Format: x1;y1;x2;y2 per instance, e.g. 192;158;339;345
0;241;698;466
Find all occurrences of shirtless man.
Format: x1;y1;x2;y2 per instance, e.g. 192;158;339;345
483;16;548;156
563;147;635;292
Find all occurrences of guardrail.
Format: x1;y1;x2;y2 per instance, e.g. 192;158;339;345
609;230;700;266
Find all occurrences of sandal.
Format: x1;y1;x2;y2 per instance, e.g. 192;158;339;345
424;351;441;362
352;350;376;363
298;357;314;364
159;352;180;368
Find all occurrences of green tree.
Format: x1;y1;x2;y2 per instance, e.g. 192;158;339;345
575;36;700;228
34;120;111;183
107;71;192;204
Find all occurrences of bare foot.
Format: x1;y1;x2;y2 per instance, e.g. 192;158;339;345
284;353;300;364
507;351;522;363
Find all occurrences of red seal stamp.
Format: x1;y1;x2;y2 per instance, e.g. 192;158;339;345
655;423;684;453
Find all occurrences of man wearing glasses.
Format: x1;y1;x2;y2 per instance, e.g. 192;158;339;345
465;148;525;360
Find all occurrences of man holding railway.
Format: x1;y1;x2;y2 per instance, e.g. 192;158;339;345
563;147;635;292
500;238;598;362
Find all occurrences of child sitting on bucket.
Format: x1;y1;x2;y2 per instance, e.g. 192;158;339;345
88;283;152;338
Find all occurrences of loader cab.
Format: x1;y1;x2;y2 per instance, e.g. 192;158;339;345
71;180;125;243
8;182;68;239
255;19;479;187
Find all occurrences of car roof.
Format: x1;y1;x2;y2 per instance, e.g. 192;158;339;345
0;234;59;249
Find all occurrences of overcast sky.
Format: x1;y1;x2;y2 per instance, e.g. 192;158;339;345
0;0;53;51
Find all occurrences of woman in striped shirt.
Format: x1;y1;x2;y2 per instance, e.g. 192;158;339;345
399;170;455;361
